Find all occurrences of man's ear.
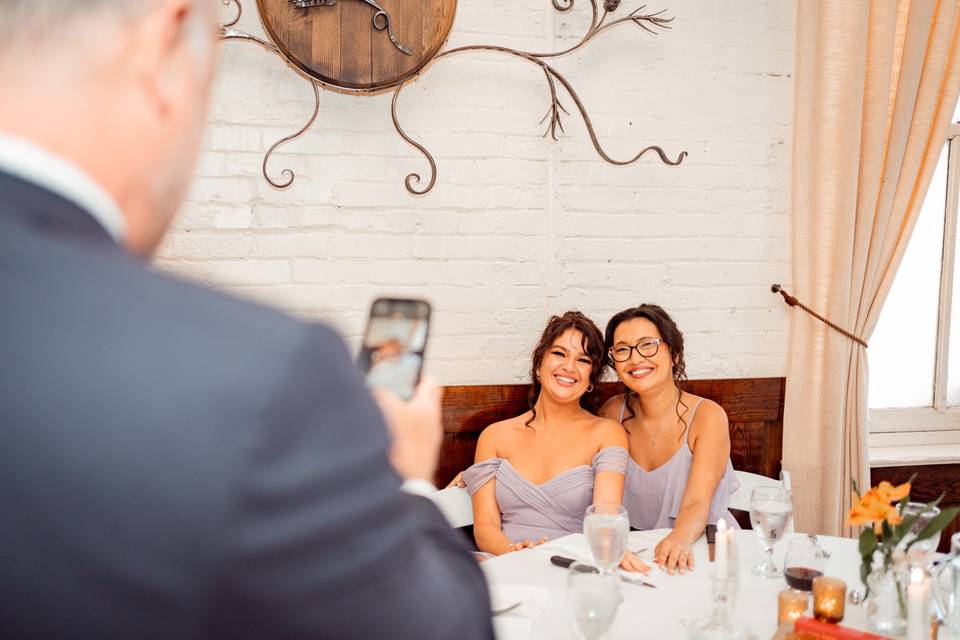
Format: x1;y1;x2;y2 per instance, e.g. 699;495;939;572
129;0;195;118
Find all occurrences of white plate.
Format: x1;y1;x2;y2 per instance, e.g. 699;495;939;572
489;584;525;614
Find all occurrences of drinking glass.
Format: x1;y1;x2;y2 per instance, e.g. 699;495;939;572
567;563;620;640
901;502;942;555
783;536;826;591
584;504;628;575
749;486;793;578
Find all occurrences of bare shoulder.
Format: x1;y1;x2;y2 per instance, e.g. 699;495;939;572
477;414;528;449
597;393;626;421
588;415;629;448
686;394;729;440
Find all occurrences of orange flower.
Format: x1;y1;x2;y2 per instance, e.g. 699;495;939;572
877;481;910;503
845;485;906;533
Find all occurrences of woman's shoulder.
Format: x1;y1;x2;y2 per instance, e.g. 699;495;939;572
477;413;528;445
586;414;629;448
686;394;727;423
597;392;627;420
684;394;729;441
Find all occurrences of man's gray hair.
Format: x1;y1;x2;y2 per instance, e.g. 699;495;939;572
0;2;148;43
0;1;213;48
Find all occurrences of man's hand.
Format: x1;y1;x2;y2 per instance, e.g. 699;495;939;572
373;378;443;483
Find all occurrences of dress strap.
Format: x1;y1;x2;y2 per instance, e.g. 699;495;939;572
462;458;502;495
618;394;628;424
592;446;628;474
682;398;704;445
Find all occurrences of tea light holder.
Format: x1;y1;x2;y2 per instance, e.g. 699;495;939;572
812;576;846;623
778;588;808;623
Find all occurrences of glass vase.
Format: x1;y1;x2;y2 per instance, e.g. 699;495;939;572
866;567;908;638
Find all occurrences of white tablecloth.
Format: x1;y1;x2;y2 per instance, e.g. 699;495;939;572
483;529;869;640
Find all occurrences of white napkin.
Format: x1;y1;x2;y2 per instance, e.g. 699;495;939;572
533;533;666;586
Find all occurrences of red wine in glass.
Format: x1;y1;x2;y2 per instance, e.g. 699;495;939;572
784;566;823;591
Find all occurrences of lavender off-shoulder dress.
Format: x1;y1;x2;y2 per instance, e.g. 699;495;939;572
620;398;741;530
462;446;629;543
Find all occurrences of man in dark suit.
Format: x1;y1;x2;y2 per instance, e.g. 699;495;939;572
0;2;493;638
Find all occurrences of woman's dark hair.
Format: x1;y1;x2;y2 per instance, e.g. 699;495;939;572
526;311;606;427
603;304;689;432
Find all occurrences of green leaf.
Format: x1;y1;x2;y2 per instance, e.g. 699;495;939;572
852;477;860;496
859;528;877;556
896;511;921;540
861;562;871;597
915;506;960;542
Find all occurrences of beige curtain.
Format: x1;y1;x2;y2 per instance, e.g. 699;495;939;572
785;0;960;536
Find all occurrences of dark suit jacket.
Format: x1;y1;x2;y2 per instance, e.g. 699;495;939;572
0;171;493;639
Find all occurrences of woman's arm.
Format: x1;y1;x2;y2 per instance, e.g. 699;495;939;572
655;400;730;573
470;427;527;555
591;420;648;573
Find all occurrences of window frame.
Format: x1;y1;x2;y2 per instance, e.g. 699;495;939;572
868;122;960;464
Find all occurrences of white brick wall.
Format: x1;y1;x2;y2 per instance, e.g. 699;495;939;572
156;0;795;384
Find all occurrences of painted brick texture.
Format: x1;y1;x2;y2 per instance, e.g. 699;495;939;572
156;0;795;384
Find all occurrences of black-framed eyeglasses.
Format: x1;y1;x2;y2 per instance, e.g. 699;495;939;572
608;339;661;362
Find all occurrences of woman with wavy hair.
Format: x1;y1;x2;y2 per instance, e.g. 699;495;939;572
599;304;739;575
462;311;646;571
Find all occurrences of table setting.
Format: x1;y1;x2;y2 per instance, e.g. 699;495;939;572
480;482;959;639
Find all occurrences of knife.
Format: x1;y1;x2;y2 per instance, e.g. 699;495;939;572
706;524;717;562
549;555;657;589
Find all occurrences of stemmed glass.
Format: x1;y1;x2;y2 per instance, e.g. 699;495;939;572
749;486;793;578
567;562;621;640
583;504;628;575
687;525;747;639
783;536;826;591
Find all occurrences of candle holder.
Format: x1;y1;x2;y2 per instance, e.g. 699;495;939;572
813;576;846;623
778;588;809;623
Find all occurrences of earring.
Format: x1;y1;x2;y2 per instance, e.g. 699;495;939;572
587;384;594;392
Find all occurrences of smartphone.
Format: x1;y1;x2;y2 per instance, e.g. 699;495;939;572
359;298;431;401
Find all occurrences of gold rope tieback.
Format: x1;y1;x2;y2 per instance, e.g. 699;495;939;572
770;284;868;349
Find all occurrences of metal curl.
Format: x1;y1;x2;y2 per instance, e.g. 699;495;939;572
390;41;686;193
220;0;242;28
391;85;437;195
262;81;321;189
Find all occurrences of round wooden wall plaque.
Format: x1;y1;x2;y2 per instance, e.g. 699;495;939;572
256;0;458;93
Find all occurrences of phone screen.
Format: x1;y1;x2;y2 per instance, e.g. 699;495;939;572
359;298;430;400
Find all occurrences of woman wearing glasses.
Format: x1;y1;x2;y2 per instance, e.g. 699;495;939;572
599;304;739;575
461;311;647;571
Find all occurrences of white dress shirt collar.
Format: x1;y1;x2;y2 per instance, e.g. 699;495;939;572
0;132;126;244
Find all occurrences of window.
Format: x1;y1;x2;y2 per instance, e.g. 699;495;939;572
868;99;960;461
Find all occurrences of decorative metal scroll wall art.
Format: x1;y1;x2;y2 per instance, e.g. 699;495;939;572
220;0;688;193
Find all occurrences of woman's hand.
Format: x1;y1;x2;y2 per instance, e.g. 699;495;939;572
506;537;548;552
619;550;650;574
654;532;694;574
446;472;465;489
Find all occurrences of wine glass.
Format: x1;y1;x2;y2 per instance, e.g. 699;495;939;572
783;536;826;591
567;562;620;640
583;504;628;575
749;486;793;578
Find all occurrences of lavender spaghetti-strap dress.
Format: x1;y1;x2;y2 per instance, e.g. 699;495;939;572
462;447;629;542
620;398;740;530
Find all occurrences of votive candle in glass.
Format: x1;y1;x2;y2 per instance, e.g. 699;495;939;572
812;576;846;623
778;588;808;623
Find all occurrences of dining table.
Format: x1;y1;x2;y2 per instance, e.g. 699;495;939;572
482;528;874;640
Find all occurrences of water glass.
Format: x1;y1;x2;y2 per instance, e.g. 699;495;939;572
933;532;960;639
568;563;620;640
584;504;628;575
749;486;793;578
901;502;942;555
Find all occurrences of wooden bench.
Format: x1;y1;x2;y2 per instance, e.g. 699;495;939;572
435;377;786;488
